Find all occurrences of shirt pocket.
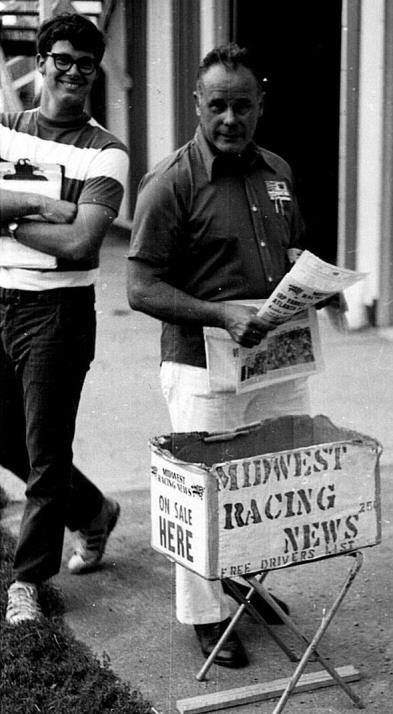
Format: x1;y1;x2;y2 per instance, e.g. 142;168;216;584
263;211;292;249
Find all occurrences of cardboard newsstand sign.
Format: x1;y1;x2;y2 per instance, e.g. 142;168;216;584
150;415;382;580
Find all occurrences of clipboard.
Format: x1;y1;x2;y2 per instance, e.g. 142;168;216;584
0;159;62;269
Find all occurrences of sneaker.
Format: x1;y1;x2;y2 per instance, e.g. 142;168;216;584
67;498;120;574
6;581;42;625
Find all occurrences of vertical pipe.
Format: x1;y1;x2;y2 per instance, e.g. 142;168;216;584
337;0;361;271
355;0;384;323
377;0;393;326
172;0;200;148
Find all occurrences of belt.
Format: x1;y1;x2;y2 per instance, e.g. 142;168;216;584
0;285;94;305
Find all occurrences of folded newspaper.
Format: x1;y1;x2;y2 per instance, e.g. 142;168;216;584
205;307;323;393
204;251;366;394
0;160;62;269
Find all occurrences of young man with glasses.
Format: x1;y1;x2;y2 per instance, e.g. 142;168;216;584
0;12;129;624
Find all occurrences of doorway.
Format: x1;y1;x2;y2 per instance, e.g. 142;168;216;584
234;0;342;263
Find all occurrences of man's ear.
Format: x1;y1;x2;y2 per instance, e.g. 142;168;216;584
193;90;201;117
36;53;46;76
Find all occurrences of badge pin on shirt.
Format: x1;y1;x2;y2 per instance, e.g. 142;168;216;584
265;180;292;215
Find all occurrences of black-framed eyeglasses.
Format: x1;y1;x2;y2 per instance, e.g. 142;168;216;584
46;52;97;75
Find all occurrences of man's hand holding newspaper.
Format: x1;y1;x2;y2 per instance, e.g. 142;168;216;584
204;251;366;394
220;302;269;348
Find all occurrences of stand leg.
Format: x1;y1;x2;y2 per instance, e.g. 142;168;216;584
245;552;365;712
223;579;299;663
196;573;269;681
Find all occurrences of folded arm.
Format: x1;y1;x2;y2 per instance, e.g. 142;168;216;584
1;187;116;262
0;187;76;225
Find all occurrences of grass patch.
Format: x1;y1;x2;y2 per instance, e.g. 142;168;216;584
0;486;152;714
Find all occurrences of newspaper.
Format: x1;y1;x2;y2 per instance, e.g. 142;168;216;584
0;159;62;269
205;307;322;394
204;252;366;394
256;249;366;327
233;308;322;393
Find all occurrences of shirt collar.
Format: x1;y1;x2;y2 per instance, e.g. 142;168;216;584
37;110;90;130
194;125;277;180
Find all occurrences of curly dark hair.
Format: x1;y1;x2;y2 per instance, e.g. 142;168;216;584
197;43;266;92
37;12;105;64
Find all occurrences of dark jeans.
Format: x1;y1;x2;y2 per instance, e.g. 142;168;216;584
0;285;104;583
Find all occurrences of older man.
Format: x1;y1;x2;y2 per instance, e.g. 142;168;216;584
128;44;309;667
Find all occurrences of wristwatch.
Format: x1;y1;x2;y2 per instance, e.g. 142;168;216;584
8;220;19;239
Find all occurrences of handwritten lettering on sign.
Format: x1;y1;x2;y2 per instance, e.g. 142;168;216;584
215;442;379;578
150;430;380;579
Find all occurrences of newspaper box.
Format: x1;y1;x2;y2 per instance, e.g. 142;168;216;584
150;415;382;579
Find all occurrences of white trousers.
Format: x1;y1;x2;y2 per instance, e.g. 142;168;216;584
160;361;310;624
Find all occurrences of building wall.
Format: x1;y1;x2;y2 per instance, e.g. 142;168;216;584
119;0;231;209
145;0;231;170
344;0;385;327
100;0;132;224
117;0;392;328
378;0;393;327
200;0;231;57
146;0;174;169
105;3;129;149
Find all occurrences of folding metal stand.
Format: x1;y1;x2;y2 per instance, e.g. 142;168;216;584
192;551;365;713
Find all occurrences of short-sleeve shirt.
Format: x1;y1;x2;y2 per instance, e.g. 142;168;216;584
129;127;305;367
0;108;129;289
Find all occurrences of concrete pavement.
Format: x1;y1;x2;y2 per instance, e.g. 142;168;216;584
2;232;393;713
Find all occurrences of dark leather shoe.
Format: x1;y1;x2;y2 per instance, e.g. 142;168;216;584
194;618;248;668
222;581;289;625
